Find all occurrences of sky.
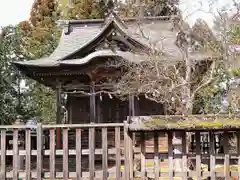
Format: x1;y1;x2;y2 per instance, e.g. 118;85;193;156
0;0;238;27
0;0;33;27
179;0;239;27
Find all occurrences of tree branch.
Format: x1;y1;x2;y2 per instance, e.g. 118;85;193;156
191;60;216;98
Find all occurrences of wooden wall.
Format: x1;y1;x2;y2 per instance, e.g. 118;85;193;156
67;94;165;124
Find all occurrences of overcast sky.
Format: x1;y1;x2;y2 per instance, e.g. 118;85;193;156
0;0;33;27
179;0;239;27
0;0;238;27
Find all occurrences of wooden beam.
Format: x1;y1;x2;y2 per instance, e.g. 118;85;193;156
62;83;115;92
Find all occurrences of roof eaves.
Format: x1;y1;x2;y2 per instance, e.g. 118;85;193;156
12;59;60;68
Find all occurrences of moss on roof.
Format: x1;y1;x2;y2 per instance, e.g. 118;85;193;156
128;115;240;131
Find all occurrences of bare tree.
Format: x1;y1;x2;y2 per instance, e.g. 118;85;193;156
67;1;239;122
103;1;239;116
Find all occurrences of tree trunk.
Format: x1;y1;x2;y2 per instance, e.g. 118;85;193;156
173;47;193;172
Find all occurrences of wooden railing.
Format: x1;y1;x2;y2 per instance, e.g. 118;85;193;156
125;127;240;179
1;121;240;179
0;123;124;180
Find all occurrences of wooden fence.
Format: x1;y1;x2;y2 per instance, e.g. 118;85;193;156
1;121;240;179
125;123;240;179
0;123;124;180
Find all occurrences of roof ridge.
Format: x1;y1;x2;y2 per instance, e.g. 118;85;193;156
58;15;177;26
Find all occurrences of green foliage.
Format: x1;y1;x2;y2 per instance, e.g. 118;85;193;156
193;17;240;115
27;82;56;124
61;0;179;19
232;68;240;77
116;0;179;18
0;26;37;124
19;0;61;59
17;0;60;123
229;23;240;44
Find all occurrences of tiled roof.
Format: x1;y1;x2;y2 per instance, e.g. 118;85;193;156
125;20;214;61
14;23;103;67
13;14;217;68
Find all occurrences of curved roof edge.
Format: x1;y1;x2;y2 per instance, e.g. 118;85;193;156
12;50;145;68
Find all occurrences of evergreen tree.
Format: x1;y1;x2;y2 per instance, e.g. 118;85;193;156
19;0;60;58
17;0;60;123
117;0;179;18
0;26;36;124
66;0;114;19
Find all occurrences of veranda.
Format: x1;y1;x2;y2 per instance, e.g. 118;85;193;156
1;115;240;180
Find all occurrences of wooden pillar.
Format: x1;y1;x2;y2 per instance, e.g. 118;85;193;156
116;102;120;123
68;97;73;124
56;83;62;124
56;83;62;149
135;96;139;116
128;94;135;154
96;98;102;123
90;84;96;123
128;94;135;118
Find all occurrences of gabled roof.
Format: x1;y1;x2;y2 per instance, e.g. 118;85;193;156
13;13;215;69
13;13;148;68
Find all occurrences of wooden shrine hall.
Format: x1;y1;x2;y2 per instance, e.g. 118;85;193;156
13;13;210;125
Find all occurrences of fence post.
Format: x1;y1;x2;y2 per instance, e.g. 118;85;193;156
13;128;19;180
89;127;95;180
76;128;82;180
102;128;108;180
182;131;187;180
129;132;133;180
140;132;145;180
195;131;201;180
25;129;31;180
154;131;159;180
63;128;69;180
168;131;173;180
50;128;56;180
0;129;6;180
209;131;216;180
223;131;229;179
37;123;43;180
124;121;130;180
115;127;121;179
237;131;240;179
